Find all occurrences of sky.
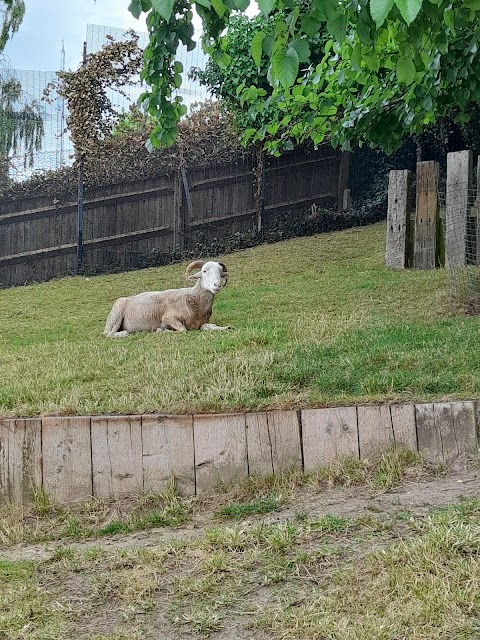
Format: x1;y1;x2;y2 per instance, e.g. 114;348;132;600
3;0;148;72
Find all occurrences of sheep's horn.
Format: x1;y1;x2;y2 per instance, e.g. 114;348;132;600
185;260;205;279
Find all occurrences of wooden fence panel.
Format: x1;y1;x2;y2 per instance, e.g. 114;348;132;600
301;407;359;470
42;417;92;504
142;414;195;496
194;414;248;493
91;415;143;499
0;418;42;503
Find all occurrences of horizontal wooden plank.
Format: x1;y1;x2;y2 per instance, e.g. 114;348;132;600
0;225;172;265
188;210;255;228
188;171;253;191
266;155;338;173
0;185;174;225
265;193;336;213
187;193;336;229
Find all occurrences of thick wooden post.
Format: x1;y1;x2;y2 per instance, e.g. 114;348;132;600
385;170;414;269
414;161;439;270
446;150;473;269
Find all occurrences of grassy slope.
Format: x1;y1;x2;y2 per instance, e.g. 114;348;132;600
1;221;479;417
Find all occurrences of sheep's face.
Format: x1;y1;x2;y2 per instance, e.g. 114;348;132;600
189;261;228;294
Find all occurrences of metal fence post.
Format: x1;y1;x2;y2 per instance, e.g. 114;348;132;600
76;41;87;276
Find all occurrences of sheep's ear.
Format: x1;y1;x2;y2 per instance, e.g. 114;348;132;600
187;270;202;282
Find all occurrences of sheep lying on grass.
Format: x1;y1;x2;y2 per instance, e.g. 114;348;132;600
104;260;230;337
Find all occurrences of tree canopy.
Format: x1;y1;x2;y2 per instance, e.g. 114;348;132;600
0;1;44;174
0;73;43;166
129;0;480;154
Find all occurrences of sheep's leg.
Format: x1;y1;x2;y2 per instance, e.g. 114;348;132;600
158;316;187;332
104;298;128;337
200;323;231;331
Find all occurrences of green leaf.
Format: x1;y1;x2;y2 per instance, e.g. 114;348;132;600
257;0;276;16
128;0;143;19
351;42;362;71
151;0;175;20
211;0;227;17
290;38;310;63
251;31;266;67
271;46;299;88
444;8;455;32
396;56;416;83
313;0;338;20
370;0;394;26
195;0;211;8
464;0;480;8
327;12;347;42
300;15;322;37
357;18;372;44
262;35;274;56
213;50;231;68
234;0;250;9
394;0;422;24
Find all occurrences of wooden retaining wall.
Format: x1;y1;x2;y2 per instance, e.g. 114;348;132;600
0;400;478;505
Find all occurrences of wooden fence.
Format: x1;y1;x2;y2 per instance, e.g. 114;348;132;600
0;400;477;505
386;150;480;270
0;147;348;288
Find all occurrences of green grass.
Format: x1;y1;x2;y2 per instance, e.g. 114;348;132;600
2;499;479;639
0;449;433;547
0;479;191;546
1;221;479;417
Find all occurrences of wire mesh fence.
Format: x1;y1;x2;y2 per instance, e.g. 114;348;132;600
440;184;480;313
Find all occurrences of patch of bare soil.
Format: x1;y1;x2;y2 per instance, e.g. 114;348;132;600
4;464;479;563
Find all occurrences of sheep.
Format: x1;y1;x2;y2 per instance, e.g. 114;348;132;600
103;260;230;337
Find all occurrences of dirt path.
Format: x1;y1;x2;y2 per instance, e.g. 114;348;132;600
4;465;479;563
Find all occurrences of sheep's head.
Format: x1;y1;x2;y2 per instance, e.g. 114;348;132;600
185;260;228;294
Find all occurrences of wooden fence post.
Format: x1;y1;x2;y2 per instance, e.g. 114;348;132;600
337;153;350;212
414;161;440;270
446;150;473;269
180;167;193;252
173;169;184;252
385;170;414;269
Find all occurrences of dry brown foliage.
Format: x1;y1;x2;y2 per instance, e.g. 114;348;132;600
1;101;248;200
